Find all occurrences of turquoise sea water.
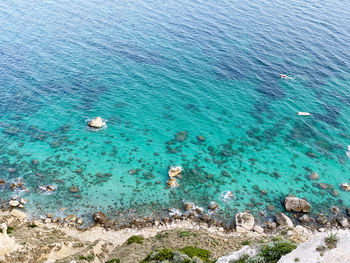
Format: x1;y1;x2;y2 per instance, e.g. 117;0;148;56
1;0;350;224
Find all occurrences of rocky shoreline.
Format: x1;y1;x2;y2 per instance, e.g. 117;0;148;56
1;195;350;262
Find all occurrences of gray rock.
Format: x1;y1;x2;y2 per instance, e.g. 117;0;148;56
331;206;340;213
93;211;107;224
208;201;218;210
284;196;311;213
266;221;277;230
298;214;310;223
316;214;328;225
192;256;204;263
235;212;254;232
184;202;194;211
173;251;192;263
337;217;349;228
276;212;294;228
253;225;264;234
9;200;19;207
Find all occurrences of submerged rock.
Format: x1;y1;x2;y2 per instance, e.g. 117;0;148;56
88;117;104;128
175;131;188;142
69;186;79;193
284;196;311;213
196;135;206;142
0;179;6;185
93;212;107;224
309;172;319;180
235;212;254;232
276;212;294;228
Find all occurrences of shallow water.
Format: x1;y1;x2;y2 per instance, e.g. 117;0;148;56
1;0;350;223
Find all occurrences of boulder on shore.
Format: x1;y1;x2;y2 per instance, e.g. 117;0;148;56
284;196;311;213
184;202;194;211
235;212;254;232
88;117;104;128
9;200;19;207
93;212;107;224
276;212;294;228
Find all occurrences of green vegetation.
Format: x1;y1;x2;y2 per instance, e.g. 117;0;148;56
234;254;250;263
241;240;251;246
78;254;94;261
178;231;191;237
105;258;120;263
140;248;174;262
258;241;297;263
324;232;338;249
0;226;14;234
179;246;213;263
28;224;38;228
140;246;214;263
234;240;297;263
156;232;169;239
127;235;145;245
272;236;283;242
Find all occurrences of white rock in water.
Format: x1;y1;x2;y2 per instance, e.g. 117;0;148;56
340;183;350;191
88;117;104;128
9;200;19;207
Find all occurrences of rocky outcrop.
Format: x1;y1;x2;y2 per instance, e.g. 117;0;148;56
235;212;254;232
276;212;294;228
93;212;107;224
284;196;311;213
88;117;104;128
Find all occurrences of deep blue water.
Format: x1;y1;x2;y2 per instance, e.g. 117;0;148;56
1;0;350;224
